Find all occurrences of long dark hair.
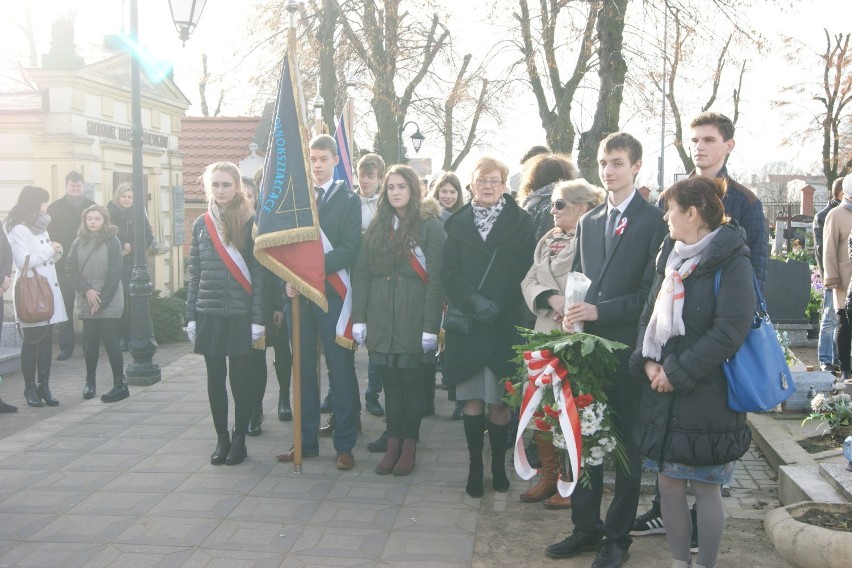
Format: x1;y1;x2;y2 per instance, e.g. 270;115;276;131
5;185;50;231
518;153;577;201
430;171;463;212
364;165;422;274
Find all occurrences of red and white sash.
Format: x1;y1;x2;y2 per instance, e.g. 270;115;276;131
320;230;355;349
393;216;428;285
204;212;252;295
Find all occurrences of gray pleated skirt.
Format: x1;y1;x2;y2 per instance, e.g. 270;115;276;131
454;366;505;405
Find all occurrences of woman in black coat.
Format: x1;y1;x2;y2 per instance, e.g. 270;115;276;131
185;162;265;466
629;176;754;568
107;183;153;350
441;156;535;498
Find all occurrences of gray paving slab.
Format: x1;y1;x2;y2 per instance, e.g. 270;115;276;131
0;342;797;566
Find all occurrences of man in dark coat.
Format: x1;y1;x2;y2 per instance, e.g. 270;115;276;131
47;171;95;360
277;135;362;471
546;132;667;568
814;177;844;371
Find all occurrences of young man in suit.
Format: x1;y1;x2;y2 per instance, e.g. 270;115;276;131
277;134;362;470
48;171;95;360
545;132;667;568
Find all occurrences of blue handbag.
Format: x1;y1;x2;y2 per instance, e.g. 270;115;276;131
714;268;795;412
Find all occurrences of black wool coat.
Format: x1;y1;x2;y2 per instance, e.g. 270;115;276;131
47;194;95;272
441;195;535;385
629;223;755;467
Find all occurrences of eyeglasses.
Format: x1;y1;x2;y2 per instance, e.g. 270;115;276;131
474;178;504;189
552;199;568;210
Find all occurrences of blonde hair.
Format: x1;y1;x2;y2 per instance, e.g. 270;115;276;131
553;178;606;211
203;162;249;249
112;182;133;205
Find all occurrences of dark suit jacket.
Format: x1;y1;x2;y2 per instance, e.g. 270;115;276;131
318;181;362;298
572;192;667;374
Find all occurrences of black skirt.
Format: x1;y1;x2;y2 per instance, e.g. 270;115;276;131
194;313;252;357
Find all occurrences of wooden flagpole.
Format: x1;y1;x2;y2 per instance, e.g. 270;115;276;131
291;297;302;473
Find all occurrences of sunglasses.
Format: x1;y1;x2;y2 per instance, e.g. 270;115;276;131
552;199;569;210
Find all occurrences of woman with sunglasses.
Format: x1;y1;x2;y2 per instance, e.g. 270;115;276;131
520;178;605;508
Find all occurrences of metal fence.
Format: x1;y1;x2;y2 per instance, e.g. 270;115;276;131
762;201;802;225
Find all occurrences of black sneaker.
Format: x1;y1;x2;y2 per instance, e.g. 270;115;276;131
367;431;388;453
630;503;665;536
690;505;699;554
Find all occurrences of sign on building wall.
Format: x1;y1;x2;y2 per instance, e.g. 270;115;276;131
172;185;185;246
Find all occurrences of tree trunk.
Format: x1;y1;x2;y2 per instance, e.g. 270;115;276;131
577;0;629;186
318;0;338;133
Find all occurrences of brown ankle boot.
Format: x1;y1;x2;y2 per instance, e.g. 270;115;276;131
520;431;558;502
375;437;402;475
393;439;417;476
543;492;572;509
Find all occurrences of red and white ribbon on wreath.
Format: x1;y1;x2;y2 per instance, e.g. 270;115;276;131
514;349;583;497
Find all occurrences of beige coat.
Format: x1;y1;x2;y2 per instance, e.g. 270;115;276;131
822;203;852;308
521;228;577;332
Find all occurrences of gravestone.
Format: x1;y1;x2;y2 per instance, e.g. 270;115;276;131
764;258;811;346
786;370;837;412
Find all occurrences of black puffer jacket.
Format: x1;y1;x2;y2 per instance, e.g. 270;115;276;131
185;215;264;324
629;223;755;467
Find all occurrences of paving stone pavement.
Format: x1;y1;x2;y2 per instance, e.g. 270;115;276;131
0;341;791;567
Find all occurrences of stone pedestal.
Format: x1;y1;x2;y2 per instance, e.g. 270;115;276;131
776;322;813;347
786;370;837;412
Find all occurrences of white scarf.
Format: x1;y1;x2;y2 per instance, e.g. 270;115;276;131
642;228;720;360
472;197;505;241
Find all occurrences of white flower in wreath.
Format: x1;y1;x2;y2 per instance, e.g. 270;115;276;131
810;392;828;413
552;432;566;450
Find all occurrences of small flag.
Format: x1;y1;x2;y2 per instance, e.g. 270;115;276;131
333;107;353;189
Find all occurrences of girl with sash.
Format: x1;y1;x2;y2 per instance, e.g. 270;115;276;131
352;165;446;476
185;162;265;466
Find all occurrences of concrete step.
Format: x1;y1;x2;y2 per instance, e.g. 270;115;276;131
0;346;20;377
779;465;846;505
819;462;852;502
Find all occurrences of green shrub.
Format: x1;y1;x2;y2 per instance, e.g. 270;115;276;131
149;290;186;344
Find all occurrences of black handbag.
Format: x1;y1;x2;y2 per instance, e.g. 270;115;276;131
442;248;498;334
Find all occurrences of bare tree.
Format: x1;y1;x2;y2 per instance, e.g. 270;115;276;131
335;0;450;164
753;160;805;203
198;54;227;118
513;0;597;154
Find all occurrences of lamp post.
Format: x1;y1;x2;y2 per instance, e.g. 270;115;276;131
313;83;324;136
397;121;425;164
125;0;203;387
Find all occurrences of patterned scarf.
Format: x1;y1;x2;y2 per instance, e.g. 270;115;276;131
642;227;720;360
546;228;573;258
472;197;505;241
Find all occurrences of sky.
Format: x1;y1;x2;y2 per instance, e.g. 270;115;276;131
2;0;850;188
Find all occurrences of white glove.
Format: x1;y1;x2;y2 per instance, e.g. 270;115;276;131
251;324;265;342
352;323;367;346
185;321;196;344
422;332;438;353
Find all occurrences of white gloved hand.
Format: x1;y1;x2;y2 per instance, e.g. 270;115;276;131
186;321;196;344
422;332;438;353
251;324;265;342
352;323;367;346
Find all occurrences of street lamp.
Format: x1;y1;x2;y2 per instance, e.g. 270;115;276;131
398;121;425;163
168;0;207;45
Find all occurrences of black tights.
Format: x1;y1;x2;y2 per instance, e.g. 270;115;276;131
835;308;851;372
380;366;423;441
83;319;124;380
205;354;257;435
21;325;53;385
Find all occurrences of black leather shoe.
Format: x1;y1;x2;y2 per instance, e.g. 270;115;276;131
225;434;247;465
591;540;629;568
319;414;335;437
367;431;388;453
57;350;72;361
210;433;231;465
247;412;262;436
37;383;59;406
101;383;129;403
278;394;292;421
83;382;96;400
320;392;333;413
365;397;384;416
24;385;44;407
545;532;602;559
0;398;17;413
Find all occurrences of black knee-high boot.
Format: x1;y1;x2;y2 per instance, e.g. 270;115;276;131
488;422;511;492
463;414;486;497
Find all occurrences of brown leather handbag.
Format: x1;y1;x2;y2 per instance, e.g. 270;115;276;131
14;255;54;323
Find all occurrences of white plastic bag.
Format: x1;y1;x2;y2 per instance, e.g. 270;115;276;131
564;272;592;333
